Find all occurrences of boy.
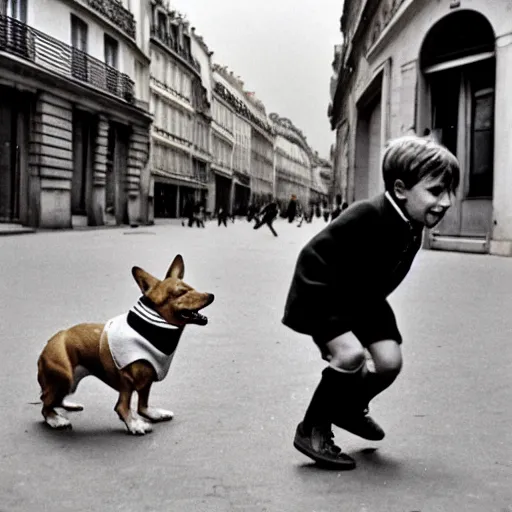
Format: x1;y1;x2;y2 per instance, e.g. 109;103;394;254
282;135;460;469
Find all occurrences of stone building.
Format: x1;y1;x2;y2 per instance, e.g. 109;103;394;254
210;65;236;214
270;113;312;210
149;1;208;220
245;92;274;206
330;0;512;255
211;67;252;215
0;0;152;228
310;154;332;206
210;66;271;214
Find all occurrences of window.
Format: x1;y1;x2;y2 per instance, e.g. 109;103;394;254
157;11;167;41
2;0;26;20
104;34;119;94
71;15;88;81
104;34;118;68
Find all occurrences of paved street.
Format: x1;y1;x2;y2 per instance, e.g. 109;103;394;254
0;217;511;512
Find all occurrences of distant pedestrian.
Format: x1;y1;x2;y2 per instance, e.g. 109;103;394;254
253;200;279;237
330;194;344;222
322;200;331;222
282;135;460;469
217;207;229;227
182;199;194;227
247;203;259;223
286;194;298;223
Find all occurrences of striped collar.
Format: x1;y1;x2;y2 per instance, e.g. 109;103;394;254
126;297;183;356
130;297;180;330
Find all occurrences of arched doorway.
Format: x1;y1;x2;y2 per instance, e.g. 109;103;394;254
420;10;495;244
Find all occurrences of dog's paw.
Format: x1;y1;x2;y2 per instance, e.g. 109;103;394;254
139;407;174;422
126;417;153;435
59;399;84;412
45;413;72;430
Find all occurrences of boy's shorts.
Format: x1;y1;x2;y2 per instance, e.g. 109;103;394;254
312;300;402;358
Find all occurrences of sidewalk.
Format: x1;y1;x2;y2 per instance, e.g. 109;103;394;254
0;223;36;236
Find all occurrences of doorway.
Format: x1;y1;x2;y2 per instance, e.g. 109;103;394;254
0;88;20;222
106;123;129;225
421;10;495;240
72;109;95;220
354;89;383;202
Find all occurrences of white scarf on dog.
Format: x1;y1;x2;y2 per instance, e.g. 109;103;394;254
105;298;184;381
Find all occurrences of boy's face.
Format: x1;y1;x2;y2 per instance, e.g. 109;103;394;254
395;174;454;228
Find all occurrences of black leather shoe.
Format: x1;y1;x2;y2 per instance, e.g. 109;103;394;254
333;410;385;441
293;422;356;470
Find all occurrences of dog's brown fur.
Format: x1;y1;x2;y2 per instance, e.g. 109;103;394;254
37;255;214;435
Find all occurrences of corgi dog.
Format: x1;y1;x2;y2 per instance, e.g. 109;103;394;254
37;255;214;435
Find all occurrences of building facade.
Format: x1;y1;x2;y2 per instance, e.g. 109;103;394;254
310;154;332;205
0;0;152;228
330;0;512;256
211;66;254;215
149;1;208;220
210;66;236;215
270;113;312;210
246;94;274;207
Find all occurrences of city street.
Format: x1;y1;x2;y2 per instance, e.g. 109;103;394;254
0;217;510;512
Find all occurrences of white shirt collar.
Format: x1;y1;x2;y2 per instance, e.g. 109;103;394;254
384;191;410;224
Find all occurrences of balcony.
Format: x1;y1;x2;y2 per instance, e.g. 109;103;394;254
150;26;200;74
0;15;134;103
85;0;136;40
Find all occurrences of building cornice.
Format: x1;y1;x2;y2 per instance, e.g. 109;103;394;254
213;81;273;137
150;35;201;78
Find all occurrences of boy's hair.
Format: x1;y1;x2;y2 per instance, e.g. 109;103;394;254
382;135;460;193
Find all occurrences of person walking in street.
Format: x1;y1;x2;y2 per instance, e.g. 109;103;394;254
217;207;229;227
286;194;298;223
253;200;279;237
247;203;259;223
330;194;344;222
322;200;331;222
282;135;460;470
182;198;195;227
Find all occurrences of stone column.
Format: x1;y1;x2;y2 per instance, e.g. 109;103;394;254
207;170;216;214
89;115;109;226
126;124;150;226
30;92;73;228
490;34;512;256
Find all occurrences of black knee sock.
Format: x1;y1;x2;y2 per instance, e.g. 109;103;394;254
363;371;396;405
302;365;365;434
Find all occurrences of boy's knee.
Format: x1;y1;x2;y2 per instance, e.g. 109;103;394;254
329;347;366;371
367;339;402;376
323;332;366;371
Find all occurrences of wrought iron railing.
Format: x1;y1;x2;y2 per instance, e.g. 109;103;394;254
0;15;134;103
150;26;200;74
85;0;136;40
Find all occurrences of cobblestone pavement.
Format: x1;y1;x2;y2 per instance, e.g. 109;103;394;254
0;217;510;512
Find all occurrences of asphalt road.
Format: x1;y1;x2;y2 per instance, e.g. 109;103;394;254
0;217;510;512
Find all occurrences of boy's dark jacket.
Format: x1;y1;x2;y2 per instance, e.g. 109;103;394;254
282;193;423;342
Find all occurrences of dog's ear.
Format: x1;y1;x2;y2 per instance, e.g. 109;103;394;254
165;254;185;280
132;267;160;294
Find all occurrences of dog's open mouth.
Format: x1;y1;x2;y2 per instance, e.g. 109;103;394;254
179;309;208;325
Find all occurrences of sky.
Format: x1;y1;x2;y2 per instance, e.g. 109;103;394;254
173;0;345;159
